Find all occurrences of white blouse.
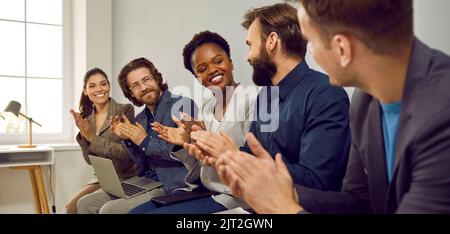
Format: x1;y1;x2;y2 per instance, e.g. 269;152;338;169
172;84;258;209
200;84;257;194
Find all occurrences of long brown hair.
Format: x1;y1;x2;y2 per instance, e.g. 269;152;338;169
79;68;109;118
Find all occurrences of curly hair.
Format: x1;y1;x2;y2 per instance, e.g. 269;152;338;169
117;58;168;107
182;31;231;75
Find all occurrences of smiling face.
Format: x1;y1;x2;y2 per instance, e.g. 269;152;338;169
127;67;161;107
84;73;110;106
191;42;234;91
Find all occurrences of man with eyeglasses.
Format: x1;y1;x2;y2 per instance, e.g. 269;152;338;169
77;57;198;214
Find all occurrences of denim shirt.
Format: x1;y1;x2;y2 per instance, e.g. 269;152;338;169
125;90;198;193
241;61;351;191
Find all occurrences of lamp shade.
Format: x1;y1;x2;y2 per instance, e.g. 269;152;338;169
3;100;41;148
4;100;21;117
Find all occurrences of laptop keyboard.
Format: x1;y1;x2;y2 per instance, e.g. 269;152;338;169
121;182;145;196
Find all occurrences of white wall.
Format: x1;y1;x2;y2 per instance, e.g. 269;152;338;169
0;167;51;213
0;147;91;214
110;0;450;103
109;0;363;103
414;0;450;55
0;0;106;214
111;0;283;104
72;0;113;109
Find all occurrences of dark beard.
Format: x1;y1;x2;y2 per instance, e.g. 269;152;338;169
140;87;161;106
251;47;277;86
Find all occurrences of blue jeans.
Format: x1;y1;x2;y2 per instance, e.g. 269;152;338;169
129;196;226;214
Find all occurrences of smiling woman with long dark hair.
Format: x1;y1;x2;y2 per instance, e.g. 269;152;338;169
66;68;137;214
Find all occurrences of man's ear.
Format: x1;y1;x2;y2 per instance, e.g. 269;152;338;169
331;34;352;67
266;32;279;53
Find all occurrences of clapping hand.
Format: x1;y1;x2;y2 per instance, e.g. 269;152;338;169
189;131;239;167
151;115;191;146
215;133;302;214
116;115;148;145
70;109;94;142
110;115;128;140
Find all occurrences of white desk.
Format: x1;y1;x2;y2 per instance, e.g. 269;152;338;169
0;146;54;214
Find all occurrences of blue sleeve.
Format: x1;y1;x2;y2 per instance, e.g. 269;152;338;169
141;96;199;162
139;136;151;150
288;86;351;191
124;132;174;173
124;139;149;175
141;134;173;161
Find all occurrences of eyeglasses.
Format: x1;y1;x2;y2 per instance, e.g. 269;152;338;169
129;76;154;92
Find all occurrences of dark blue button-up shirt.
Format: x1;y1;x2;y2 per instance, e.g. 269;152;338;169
241;61;351;191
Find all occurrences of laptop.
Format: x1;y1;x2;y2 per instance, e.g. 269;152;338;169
89;155;162;199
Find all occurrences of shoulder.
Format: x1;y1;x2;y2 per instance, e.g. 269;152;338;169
405;46;450;126
110;98;135;115
425;47;450;101
165;90;194;105
134;108;146;121
305;68;329;81
409;41;450;104
119;103;134;114
166;90;198;117
303;71;349;106
429;47;450;77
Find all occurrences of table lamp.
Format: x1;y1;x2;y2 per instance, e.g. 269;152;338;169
3;100;42;148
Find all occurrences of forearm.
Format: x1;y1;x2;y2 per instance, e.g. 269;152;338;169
142;136;173;161
124;141;148;175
